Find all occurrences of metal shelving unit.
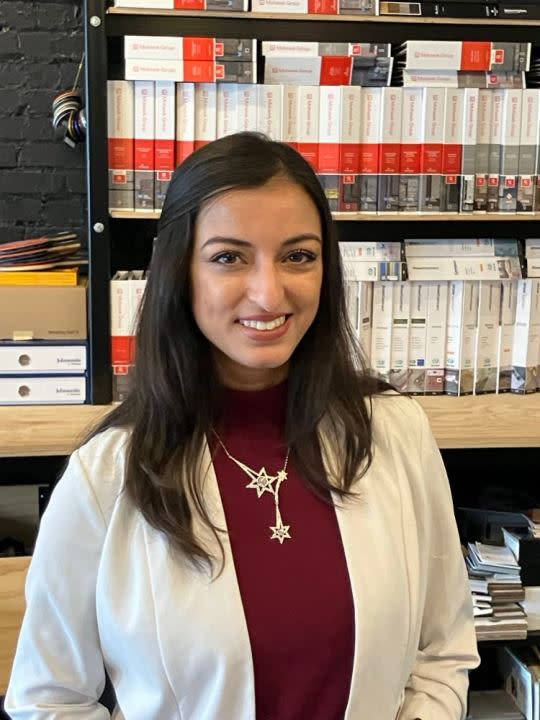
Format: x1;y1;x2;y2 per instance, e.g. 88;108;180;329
83;2;540;406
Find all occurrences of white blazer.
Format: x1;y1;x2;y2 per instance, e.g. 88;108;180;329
5;394;479;720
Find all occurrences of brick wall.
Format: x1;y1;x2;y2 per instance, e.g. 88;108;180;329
0;0;86;243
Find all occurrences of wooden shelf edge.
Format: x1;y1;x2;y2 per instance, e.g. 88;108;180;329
111;209;540;222
0;394;539;455
107;6;540;24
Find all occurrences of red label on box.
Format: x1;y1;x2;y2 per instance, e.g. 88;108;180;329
476;176;486;187
157;170;173;182
215;42;224;57
320;57;352;86
176;140;195;166
461;42;491;71
112;172;127;185
359;143;379;174
108;138;134;169
298;142;318;170
155;139;175;170
445;174;457;185
493;48;505;65
442;143;462;174
380;143;401;174
112;336;131;366
521;177;532;188
183;37;215;61
318;143;340;174
505;177;516;188
488;176;499;187
421;143;443;174
308;0;338;12
174;0;205;8
340;144;360;174
400;144;421;174
134;139;154;171
183;61;216;83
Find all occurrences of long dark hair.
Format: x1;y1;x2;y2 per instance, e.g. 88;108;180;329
89;132;389;572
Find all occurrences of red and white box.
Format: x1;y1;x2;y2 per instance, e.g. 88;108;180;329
115;0;173;7
318;86;342;174
441;88;464;213
320;56;353;85
339;86;361;174
403;41;493;72
217;84;239;139
378;87;402;214
237;84;258;133
262;41;320;57
194;83;217;150
134;80;155;212
419;87;445;214
257;85;283;141
154;80;175;210
253;0;337;12
174;0;205;9
264;57;322;86
358;87;382;213
474;89;492;213
175;82;195;167
399;87;423;213
110;271;131;366
297;86;319;169
107;80;134;211
459;88;479;214
282;85;300;150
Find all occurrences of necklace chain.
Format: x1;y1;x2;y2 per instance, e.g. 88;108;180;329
212;430;292;544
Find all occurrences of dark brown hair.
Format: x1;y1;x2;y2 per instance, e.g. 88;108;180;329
89;132;389;573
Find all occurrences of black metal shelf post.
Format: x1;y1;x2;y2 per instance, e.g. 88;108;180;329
85;0;113;404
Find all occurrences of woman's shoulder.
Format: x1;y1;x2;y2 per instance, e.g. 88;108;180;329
368;391;428;450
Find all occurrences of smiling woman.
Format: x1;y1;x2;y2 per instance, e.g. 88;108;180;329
5;133;479;720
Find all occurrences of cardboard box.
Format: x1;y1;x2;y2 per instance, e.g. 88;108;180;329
0;281;87;341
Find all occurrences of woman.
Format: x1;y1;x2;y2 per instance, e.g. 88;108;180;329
5;132;479;720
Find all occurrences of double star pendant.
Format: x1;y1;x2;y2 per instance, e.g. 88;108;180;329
245;466;291;544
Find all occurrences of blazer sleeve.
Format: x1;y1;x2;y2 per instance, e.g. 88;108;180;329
4;447;112;719
398;404;480;720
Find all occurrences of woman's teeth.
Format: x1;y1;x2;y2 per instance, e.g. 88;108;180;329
239;316;287;331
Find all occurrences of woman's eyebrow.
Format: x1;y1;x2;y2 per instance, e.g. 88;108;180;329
201;234;322;251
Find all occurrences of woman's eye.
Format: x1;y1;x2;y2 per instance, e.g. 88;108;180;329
212;252;241;265
286;250;317;264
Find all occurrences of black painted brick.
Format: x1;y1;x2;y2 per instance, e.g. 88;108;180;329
0;224;24;242
0;197;42;222
0;170;64;194
0;117;24;140
20;142;85;168
0;30;20;56
0;88;24;114
0;3;38;31
45;197;85;223
0;143;17;167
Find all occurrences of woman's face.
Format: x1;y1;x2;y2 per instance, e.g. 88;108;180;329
191;178;323;390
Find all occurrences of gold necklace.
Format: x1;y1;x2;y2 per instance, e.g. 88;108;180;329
212;430;291;544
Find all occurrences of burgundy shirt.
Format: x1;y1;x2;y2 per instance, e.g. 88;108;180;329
211;381;355;720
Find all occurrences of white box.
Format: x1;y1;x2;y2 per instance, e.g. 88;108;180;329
125;36;183;61
263;57;321;86
0;344;87;375
460;88;479;214
154;80;175;210
262;41;319;57
0;377;87;405
497;280;517;393
340;241;402;261
517;90;540;213
282;85;300;149
378;87;402;214
425;281;448;394
389;282;410;391
318;86;341;175
371;281;394;382
129;270;146;339
340;86;361;174
237;84;258;133
110;270;131;366
298;86;319;170
359;87;382;214
125;58;183;82
257;85;283;141
194;83;217;150
359;282;373;365
134;80;155;212
217;84;239;139
474;90;492;213
444;281;478;396
407;281;428;394
487;89;504;212
441;88;464;214
498;89;522;213
176;82;195;166
419;87;445;214
511;278;540;393
252;0;308;12
115;0;173;6
407;257;522;282
474;280;501;394
399;87;423;213
526;239;540;258
404;238;518;257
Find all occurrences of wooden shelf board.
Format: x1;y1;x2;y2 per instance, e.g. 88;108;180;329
0;394;539;455
0;405;114;458
111;209;540;222
107;6;540;24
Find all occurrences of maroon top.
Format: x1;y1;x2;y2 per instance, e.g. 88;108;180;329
212;381;355;720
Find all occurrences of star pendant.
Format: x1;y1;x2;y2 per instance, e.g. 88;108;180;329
246;468;276;498
270;522;291;544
